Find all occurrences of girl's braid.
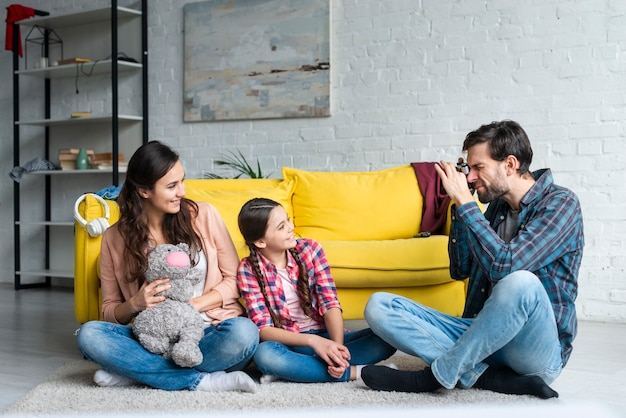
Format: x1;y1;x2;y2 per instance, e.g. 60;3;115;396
249;245;283;328
289;247;314;318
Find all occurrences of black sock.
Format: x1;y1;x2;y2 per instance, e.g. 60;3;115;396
362;365;442;393
474;367;559;399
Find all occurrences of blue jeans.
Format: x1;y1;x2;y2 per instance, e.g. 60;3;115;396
364;271;563;389
77;316;259;391
253;328;396;382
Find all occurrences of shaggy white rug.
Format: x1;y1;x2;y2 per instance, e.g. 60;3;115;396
3;355;554;415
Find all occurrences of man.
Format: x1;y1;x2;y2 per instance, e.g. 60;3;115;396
362;120;584;399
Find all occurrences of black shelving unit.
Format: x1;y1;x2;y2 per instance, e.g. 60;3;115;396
12;1;148;290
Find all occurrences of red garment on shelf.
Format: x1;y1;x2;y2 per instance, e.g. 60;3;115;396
5;4;36;57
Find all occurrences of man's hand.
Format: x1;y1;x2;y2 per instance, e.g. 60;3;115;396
435;160;474;207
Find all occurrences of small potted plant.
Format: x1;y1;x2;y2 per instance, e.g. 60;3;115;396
204;150;271;179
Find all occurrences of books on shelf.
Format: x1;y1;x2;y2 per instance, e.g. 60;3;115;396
58;57;92;66
94;162;128;170
56;149;125;170
90;152;125;170
70;111;92;118
58;148;94;159
58;148;94;170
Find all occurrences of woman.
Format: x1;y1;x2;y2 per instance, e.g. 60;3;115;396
76;141;258;392
237;198;396;383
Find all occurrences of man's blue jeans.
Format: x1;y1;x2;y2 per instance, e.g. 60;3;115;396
364;270;563;389
253;327;396;382
76;316;258;391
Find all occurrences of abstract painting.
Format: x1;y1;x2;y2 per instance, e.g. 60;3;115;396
183;0;330;122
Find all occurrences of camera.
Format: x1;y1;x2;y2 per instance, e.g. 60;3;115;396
455;157;469;176
456;157;475;192
441;158;473;194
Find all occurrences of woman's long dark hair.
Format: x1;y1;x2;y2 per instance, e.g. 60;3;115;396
116;141;202;283
238;198;313;328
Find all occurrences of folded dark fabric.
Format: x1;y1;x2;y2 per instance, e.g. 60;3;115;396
10;157;59;182
411;162;451;234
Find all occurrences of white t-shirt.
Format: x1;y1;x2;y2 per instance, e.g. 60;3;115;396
191;250;213;326
277;267;319;332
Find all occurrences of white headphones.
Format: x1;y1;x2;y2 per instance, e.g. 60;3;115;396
74;193;111;237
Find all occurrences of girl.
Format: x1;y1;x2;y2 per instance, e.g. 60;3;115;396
77;141;258;393
237;197;396;383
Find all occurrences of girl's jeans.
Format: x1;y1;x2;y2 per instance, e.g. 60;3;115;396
76;316;259;391
364;270;563;389
253;327;396;382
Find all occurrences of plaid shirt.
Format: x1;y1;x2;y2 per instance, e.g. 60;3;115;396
449;169;584;365
237;238;342;333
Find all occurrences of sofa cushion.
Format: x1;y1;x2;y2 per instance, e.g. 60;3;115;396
282;165;423;241
184;178;296;245
319;236;452;287
184;178;282;191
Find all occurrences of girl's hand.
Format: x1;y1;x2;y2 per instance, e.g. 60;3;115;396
311;335;350;372
129;278;170;313
327;364;348;379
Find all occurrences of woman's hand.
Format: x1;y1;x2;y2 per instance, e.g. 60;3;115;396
129;278;171;313
113;278;171;324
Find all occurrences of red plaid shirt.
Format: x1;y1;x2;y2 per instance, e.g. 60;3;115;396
237;238;341;332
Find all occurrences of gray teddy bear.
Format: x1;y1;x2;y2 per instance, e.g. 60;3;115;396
132;243;205;368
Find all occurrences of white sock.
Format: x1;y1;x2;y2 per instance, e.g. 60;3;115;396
93;369;136;387
197;371;257;393
260;374;280;384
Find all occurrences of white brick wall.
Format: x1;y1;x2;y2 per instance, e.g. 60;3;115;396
1;0;624;323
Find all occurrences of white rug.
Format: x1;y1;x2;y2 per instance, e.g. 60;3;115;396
3;355;554;415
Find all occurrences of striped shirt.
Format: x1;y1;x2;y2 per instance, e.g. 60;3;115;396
449;169;584;365
237;238;342;333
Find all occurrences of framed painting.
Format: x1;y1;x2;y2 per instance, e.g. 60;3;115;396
183;0;330;122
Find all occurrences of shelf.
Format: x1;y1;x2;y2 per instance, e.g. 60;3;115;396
26;168;127;175
16;114;142;126
17;269;73;279
16;60;141;79
16;221;74;227
12;1;147;291
17;6;141;29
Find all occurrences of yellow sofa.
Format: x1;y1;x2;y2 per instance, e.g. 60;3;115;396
74;164;467;323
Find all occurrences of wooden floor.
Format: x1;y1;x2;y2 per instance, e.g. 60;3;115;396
1;284;625;415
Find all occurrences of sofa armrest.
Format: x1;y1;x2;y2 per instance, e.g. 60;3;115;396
74;194;120;324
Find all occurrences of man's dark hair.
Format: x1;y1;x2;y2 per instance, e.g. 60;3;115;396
463;120;533;175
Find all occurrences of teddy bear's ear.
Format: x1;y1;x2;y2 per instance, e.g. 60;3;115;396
177;243;190;253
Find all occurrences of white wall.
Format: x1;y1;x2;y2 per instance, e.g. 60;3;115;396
1;0;625;322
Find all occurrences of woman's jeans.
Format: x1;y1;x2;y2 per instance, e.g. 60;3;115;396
364;271;563;389
76;316;259;391
253;328;396;383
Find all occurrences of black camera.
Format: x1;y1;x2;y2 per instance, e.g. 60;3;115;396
456;157;475;192
455;157;469;176
441;158;473;194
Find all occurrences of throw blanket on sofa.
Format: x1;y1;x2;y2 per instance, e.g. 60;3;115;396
411;162;451;234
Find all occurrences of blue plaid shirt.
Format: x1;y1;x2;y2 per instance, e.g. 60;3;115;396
449;169;584;365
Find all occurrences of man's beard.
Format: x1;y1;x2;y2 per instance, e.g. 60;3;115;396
476;173;508;204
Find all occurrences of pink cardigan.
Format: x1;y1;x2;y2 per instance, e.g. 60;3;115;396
99;202;244;324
